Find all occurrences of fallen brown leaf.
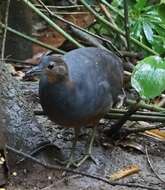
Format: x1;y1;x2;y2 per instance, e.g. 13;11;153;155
145;129;165;140
108;164;140;181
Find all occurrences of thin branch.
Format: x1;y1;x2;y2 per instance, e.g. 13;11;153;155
109;109;165;117
105;113;165;122
1;0;10;62
100;0;124;19
35;109;165;118
126;99;165;113
40;10;90;15
34;4;85;9
0;23;65;54
145;146;165;184
124;123;165;134
34;109;165;122
36;0;122;57
22;0;82;48
98;2;127;47
123;0;130;50
6;145;160;190
99;3;114;24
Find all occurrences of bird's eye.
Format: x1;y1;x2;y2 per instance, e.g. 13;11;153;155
47;62;54;70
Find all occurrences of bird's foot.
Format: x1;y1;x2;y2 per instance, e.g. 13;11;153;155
75;126;97;167
66;157;77;168
76;153;97;167
62;156;77;176
76;154;97;167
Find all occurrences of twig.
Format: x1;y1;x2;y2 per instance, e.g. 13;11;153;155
123;0;130;50
119;50;142;58
34;109;165;122
34;4;85;9
36;0;122;57
124;123;165;134
6;145;160;190
99;3;114;24
1;0;10;62
100;0;124;19
80;0;158;55
99;2;127;47
126;99;165;113
109;109;165;117
22;0;82;48
0;23;65;54
68;26;107;50
145;146;165;184
105;113;165;122
40;10;90;15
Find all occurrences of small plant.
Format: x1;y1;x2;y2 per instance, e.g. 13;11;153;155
131;55;165;99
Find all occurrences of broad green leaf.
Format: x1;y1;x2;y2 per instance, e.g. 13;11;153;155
131;56;165;99
142;22;153;42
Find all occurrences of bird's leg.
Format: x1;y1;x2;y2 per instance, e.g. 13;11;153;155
65;127;80;168
76;126;97;167
62;128;80;176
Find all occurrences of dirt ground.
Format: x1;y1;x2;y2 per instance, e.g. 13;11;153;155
4;81;165;190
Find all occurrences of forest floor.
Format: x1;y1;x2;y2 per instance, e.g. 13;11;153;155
5;81;165;190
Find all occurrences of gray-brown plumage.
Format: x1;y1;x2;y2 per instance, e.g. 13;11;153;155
26;47;123;167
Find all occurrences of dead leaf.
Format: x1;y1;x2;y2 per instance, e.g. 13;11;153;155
120;140;145;153
145;129;165;140
108;164;140;181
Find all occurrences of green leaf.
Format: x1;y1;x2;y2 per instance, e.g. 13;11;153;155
112;0;123;8
134;0;147;11
131;21;143;40
151;35;165;54
131;56;165;99
142;22;153;42
155;24;165;37
158;4;165;23
160;0;165;4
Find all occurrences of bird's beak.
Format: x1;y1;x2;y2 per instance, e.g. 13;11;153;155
25;65;42;77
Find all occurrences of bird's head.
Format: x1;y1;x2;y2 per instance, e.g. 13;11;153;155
25;54;69;83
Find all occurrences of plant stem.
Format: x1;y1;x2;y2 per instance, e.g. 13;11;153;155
126;99;165;112
0;23;65;54
100;0;124;19
36;0;122;56
105;113;165;122
1;0;10;62
123;0;130;50
22;0;82;48
80;0;158;55
109;108;165;117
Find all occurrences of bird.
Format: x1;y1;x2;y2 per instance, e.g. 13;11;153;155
26;47;123;168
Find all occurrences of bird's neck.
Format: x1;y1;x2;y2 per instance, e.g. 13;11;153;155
46;76;75;92
46;73;69;84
